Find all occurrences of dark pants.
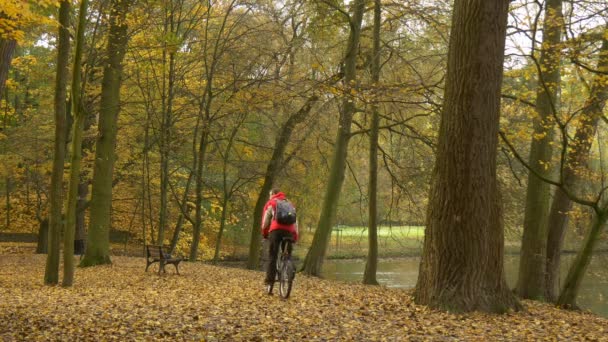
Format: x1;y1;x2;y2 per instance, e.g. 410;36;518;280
265;230;293;284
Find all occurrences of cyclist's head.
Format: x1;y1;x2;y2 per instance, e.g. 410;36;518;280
269;188;280;198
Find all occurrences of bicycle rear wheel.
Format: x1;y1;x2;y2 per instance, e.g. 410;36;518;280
279;259;295;299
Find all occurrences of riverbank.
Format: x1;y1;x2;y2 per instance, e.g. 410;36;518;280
1;254;606;340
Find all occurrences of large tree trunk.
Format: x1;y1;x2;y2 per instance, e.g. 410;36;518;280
363;0;381;286
63;0;90;287
44;0;70;285
246;96;317;270
414;0;520;312
80;0;132;267
517;0;563;300
545;32;608;301
557;210;608;308
301;0;365;277
0;38;16;97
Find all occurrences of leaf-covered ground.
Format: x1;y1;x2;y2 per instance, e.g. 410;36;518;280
0;254;606;341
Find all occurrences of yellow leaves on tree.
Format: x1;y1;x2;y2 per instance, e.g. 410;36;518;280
0;0;57;43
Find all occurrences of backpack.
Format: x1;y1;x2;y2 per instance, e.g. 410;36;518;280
275;199;297;225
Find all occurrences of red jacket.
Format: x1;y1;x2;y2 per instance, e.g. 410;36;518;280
261;192;298;241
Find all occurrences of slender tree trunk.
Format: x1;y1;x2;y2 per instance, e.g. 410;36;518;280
2;95;7;231
45;0;70;285
246;96;318;270
141;121;148;246
36;218;49;254
80;0;132;267
414;0;520;313
4;177;9;231
142;111;155;245
545;32;608;301
301;0;365;277
557;210;608;308
158;52;175;246
190;128;208;261
0;38;16;97
188;3;237;260
75;181;88;242
189;70;213;262
169;214;184;254
517;0;563;300
212;118;242;263
213;198;228;264
169;168;196;254
363;0;382;286
63;0;90;287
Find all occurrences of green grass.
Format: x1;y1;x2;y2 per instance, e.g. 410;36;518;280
334;225;425;238
294;225;426;259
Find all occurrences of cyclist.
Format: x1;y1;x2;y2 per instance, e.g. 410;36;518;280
262;188;298;294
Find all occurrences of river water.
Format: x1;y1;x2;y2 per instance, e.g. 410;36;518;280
321;254;608;318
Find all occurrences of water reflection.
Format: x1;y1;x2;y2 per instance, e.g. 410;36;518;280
321;254;608;318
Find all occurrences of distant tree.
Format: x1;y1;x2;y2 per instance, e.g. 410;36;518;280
414;0;521;312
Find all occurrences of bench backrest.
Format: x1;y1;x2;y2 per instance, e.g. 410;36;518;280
146;245;166;259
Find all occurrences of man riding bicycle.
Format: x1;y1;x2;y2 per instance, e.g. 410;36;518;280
262;188;298;294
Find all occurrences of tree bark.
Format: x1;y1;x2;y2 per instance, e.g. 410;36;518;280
546;30;608;301
363;0;381;286
246;96;317;270
63;0;90;287
75;181;88;241
517;0;563;300
0;38;16;97
414;0;520;312
301;0;365;277
213;198;229;264
4;177;9;231
36;218;49;254
190;127;208;261
80;0;132;267
44;0;70;285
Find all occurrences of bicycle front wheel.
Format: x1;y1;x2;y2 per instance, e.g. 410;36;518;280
278;260;295;299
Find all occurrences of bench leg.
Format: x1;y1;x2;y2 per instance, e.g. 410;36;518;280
173;262;180;275
160;260;166;274
145;261;152;272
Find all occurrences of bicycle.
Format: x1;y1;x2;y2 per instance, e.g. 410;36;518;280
267;237;296;298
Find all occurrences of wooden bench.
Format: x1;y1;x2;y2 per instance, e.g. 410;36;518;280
145;245;182;274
